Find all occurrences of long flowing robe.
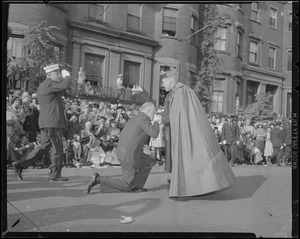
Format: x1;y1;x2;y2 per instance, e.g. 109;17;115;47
162;82;235;197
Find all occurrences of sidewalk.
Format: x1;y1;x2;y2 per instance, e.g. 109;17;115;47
5;165;293;237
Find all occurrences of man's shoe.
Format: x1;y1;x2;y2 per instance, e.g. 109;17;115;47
48;177;69;182
87;172;100;194
130;187;148;193
12;162;23;181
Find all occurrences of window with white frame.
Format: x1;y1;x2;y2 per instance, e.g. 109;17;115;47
162;8;177;36
214;27;227;51
269;7;277;28
249;40;259;64
190;14;198;44
88;4;105;22
7;36;25;59
237;31;242;57
127;4;141;31
211;79;224;113
53;45;63;62
289;12;292;31
123;60;141;87
287;50;292;71
268;46;276;69
251;2;259;21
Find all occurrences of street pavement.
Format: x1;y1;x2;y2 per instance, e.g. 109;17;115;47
5;164;293;237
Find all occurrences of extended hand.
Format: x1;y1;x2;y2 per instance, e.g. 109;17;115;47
62;70;70;78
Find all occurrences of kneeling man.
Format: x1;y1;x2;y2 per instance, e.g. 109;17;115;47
87;102;159;193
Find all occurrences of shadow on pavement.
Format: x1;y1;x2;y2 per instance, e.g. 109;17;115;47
7;198;161;231
169;175;267;201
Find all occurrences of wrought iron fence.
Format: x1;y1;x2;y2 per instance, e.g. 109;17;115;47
72;86;155;105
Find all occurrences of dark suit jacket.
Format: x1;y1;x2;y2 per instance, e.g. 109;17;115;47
116;112;159;168
270;127;284;148
221;122;240;145
37;76;71;129
282;123;292;145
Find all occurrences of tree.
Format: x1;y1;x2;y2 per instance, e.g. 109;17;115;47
236;92;277;122
7;20;63;93
190;4;231;113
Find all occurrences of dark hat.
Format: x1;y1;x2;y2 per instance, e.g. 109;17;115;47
269;122;275;127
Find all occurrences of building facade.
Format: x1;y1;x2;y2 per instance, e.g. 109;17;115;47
7;3;292;117
212;2;293;117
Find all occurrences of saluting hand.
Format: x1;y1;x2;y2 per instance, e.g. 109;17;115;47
62;70;70;78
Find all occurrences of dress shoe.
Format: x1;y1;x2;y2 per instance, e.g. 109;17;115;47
12;162;23;181
130;187;148;193
48;177;69;182
87;172;100;194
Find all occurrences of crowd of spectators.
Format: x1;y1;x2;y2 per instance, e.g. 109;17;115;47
6;89;292;170
208;114;292;167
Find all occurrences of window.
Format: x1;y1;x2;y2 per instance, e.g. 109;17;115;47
246;81;257;105
123;60;141;87
268;46;276;69
211;79;224;113
251;2;259;21
190;14;198;44
84;53;104;86
127;4;141;31
88;4;105;22
287;50;292;71
214;27;227;51
237;32;242;57
162;8;177;36
270;7;277;28
249;41;259;64
7;36;25;59
289;12;292;31
53;45;62;62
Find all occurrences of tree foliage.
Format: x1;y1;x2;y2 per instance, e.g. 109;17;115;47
236;92;277;122
190;4;232;113
7;20;63;93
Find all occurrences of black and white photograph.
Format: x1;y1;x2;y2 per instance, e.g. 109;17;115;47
2;1;298;238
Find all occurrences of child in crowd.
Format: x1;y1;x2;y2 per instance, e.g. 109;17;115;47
72;134;82;162
149;109;165;162
62;136;73;168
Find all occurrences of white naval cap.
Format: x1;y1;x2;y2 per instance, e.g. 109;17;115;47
43;64;60;73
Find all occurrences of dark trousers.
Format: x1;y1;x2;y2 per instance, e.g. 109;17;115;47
17;128;64;179
99;153;155;193
224;144;236;164
271;147;282;166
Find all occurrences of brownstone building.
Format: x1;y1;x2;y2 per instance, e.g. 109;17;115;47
7;3;293;117
213;2;292;117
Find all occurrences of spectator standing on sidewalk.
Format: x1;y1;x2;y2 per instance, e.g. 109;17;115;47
221;115;240;166
264;126;273;166
270;122;285;166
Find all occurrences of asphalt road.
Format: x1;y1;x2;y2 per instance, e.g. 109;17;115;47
5;164;294;237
